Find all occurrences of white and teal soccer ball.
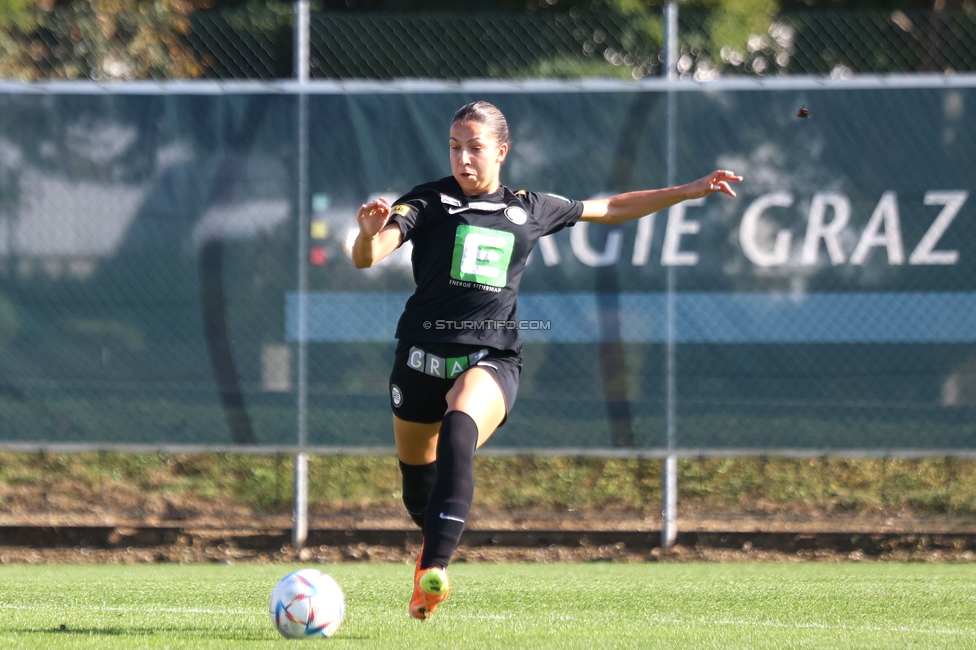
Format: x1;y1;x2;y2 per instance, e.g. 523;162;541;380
270;569;345;639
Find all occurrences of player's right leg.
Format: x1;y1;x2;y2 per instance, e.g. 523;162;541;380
389;341;444;531
393;415;452;619
394;416;439;528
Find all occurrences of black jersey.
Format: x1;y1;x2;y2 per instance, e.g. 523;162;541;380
389;176;583;351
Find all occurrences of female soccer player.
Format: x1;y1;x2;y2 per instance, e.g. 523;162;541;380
352;101;741;619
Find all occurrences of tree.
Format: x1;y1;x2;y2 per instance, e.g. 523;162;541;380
0;0;256;80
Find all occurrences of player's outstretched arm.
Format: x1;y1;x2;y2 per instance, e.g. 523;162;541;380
580;169;742;225
352;197;404;268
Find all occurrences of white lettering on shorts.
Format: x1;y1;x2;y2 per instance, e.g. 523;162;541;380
407;347;425;370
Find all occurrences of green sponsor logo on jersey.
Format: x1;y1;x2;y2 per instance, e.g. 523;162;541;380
451;224;515;288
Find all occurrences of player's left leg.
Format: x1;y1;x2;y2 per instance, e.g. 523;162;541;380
410;368;506;620
421;367;505;570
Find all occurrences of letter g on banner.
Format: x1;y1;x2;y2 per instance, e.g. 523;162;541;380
740;192;794;267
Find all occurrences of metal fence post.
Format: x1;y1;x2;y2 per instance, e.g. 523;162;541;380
661;1;679;551
293;0;311;551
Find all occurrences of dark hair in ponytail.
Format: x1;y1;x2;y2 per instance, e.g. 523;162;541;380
452;101;511;147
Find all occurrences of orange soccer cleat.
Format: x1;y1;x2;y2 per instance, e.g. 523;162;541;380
409;554;450;620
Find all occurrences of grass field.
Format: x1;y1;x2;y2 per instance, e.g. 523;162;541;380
0;563;974;649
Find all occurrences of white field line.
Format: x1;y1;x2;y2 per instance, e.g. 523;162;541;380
3;603;972;637
458;613;976;637
646;615;976;637
0;603;258;616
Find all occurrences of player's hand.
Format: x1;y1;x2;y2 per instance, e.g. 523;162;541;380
686;169;743;199
357;197;392;238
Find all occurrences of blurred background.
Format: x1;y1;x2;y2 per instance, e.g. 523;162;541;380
2;0;975;80
0;0;975;539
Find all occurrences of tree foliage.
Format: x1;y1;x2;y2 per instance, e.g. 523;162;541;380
0;0;971;80
0;0;261;79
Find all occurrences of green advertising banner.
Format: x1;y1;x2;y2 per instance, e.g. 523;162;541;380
0;79;974;450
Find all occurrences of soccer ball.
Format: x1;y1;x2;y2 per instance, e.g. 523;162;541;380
270;569;345;639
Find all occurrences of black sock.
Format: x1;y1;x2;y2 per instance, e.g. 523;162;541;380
399;459;437;529
420;410;479;570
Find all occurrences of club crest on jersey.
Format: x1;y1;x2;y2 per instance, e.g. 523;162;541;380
504;206;527;225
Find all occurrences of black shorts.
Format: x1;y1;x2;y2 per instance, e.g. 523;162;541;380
388;339;522;425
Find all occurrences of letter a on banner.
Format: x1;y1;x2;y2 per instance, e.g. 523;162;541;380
851;191;904;265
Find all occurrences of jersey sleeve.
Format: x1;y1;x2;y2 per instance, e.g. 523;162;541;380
387;189;429;245
521;191;584;236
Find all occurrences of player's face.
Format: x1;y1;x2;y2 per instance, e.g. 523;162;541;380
449;120;508;196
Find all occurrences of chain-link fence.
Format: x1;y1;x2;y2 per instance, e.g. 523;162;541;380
308;11;661;80
679;8;976;80
3;7;976;534
2;85;973;451
2;7;976;81
0;6;291;80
